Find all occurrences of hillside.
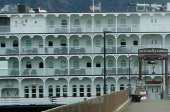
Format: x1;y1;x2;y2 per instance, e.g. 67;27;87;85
0;0;169;12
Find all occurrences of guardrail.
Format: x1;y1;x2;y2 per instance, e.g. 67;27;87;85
43;90;129;112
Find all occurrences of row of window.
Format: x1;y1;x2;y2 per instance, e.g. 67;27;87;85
24;84;129;98
0;38;140;48
12;59;138;69
49;18;128;28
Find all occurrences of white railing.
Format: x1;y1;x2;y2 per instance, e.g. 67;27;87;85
4;23;170;33
0;25;10;32
0;97;94;106
0;97;51;105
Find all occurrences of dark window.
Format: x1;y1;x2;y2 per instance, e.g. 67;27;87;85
48;41;53;46
72;85;77;97
26;61;32;68
80;85;84;97
39;86;43;98
120;39;126;47
39;62;44;68
87;62;91;67
96;62;101;67
48;86;53;97
32;86;36;98
61;19;67;27
24;86;29;98
133;40;138;45
87;85;91;97
61;39;66;46
120;84;125;90
1;42;5;47
56;86;60;97
13;40;18;47
121;42;126;46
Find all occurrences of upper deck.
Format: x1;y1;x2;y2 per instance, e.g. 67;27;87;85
1;11;170;33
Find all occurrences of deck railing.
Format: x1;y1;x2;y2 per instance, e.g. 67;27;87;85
43;90;129;112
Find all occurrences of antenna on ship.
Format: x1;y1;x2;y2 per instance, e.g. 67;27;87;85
92;0;94;12
90;0;101;12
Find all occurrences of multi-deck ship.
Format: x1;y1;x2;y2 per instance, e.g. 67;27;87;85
0;3;170;105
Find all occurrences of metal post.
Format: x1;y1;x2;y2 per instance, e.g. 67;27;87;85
103;31;106;94
128;56;132;92
129;58;131;89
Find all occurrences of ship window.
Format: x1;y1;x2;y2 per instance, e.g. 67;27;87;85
49;20;54;27
48;41;53;46
108;60;114;67
120;39;126;47
73;39;79;47
26;61;32;68
39;86;43;98
151;19;153;23
133;40;138;45
1;42;5;47
39;40;43;47
26;40;31;48
108;19;114;27
87;20;92;27
110;84;115;92
35;21;37;24
120;19;126;27
63;85;67;97
39;62;44;68
13;61;18;68
87;85;91;97
120;84;125;90
32;86;36;98
87;62;91;67
121;60;126;68
80;85;84;97
96;20;101;27
13;40;18;47
74;60;79;69
96;40;100;47
74;19;80;27
72;85;77;97
86;40;91;46
56;85;60;97
61;39;66;46
96;62;101;67
107;39;113;47
96;85;101;96
49;62;53;68
61;19;67;27
48;85;53;97
61;60;66;69
24;86;29;98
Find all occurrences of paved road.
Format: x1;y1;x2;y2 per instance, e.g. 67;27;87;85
124;100;170;112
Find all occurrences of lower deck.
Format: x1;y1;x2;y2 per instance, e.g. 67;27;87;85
0;74;169;105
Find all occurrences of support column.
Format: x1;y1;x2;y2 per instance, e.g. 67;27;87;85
165;59;168;92
139;59;142;80
18;79;22;97
92;15;94;32
115;78;119;91
43;78;46;97
91;78;95;96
